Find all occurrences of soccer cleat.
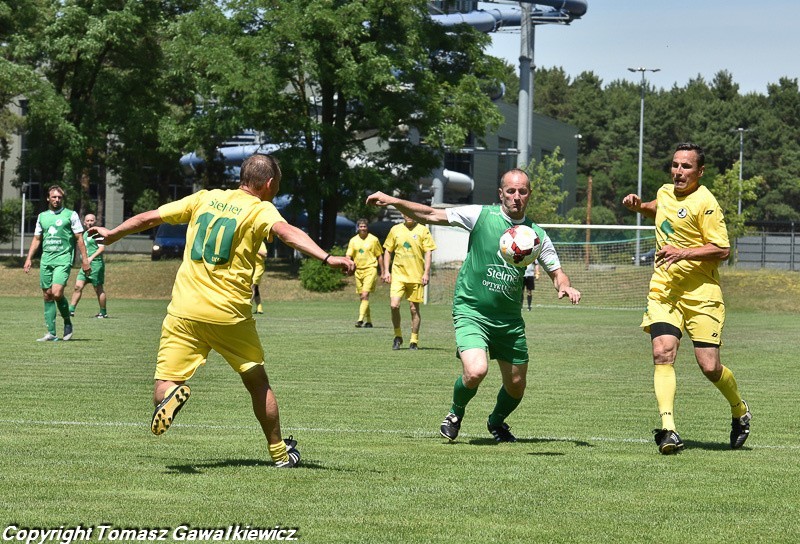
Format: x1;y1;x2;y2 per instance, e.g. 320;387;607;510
95;313;109;319
363;322;373;328
409;342;418;351
355;320;363;328
653;428;684;454
392;337;403;350
730;400;752;449
440;413;461;441
36;333;59;342
69;311;75;317
62;323;74;341
151;384;191;435
275;436;301;468
487;420;517;443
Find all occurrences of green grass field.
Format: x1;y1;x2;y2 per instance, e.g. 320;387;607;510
1;286;799;543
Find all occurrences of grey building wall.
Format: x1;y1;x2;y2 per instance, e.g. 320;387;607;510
469;101;579;214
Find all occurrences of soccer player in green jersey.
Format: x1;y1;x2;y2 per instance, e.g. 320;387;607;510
69;214;109;318
623;143;751;454
367;169;581;442
24;186;91;342
90;154;355;468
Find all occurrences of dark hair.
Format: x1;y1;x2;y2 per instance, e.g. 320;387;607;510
357;218;368;226
47;185;65;197
240;154;281;190
675;143;705;167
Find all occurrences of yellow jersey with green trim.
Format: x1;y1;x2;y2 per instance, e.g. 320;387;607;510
651;183;729;302
383;222;436;283
346;233;383;271
158;189;286;323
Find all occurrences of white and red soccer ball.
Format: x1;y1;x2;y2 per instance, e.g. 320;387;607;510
498;225;541;267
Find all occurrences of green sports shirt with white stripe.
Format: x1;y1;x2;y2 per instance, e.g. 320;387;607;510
446;205;561;320
34;207;83;266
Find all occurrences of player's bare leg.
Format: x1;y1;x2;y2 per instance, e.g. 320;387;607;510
151;379;190;435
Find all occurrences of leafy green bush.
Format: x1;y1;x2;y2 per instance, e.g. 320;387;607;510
299;246;346;292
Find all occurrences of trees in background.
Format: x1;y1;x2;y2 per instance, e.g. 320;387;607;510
3;2;799;243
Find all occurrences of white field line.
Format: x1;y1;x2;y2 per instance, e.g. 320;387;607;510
0;418;795;450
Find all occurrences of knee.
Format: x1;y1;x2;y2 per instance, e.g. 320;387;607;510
505;376;527;397
463;366;488;387
652;345;677;366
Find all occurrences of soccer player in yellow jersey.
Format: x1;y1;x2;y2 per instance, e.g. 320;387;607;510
89;154;355;468
346;218;385;328
623;143;751;454
382;213;437;350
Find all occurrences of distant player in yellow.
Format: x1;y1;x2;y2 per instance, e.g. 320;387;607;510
89;154;355;468
346;218;385;328
623;142;751;454
251;242;267;314
382;213;436;350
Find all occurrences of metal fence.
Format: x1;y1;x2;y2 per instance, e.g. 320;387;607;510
736;231;799;271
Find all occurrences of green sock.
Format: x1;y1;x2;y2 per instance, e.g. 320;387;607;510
450;376;478;418
56;297;71;322
44;300;57;335
99;308;107;316
488;387;523;426
68;304;76;313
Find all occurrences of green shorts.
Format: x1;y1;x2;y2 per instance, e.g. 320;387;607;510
40;263;72;290
77;262;105;285
453;313;528;365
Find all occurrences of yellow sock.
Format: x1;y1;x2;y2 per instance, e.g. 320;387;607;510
359;300;369;322
364;302;371;323
410;332;419;344
256;303;263;313
654;364;676;430
268;441;289;463
713;366;746;417
394;328;402;338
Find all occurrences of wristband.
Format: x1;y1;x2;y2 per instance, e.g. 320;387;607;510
322;254;331;265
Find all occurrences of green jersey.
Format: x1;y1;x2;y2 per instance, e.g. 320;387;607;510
34;207;83;266
83;231;104;265
446;205;560;320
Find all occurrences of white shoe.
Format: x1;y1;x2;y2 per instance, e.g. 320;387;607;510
36;333;59;342
63;323;74;341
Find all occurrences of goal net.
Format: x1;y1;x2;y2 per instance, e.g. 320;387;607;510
427;224;657;310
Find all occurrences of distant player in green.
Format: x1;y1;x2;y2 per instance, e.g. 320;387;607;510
69;214;109;318
346;219;385;328
24;185;91;341
367;169;581;442
382;214;437;350
623;143;751;454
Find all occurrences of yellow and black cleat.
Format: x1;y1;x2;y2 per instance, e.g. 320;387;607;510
151;385;191;435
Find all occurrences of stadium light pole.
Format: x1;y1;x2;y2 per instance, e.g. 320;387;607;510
731;127;751;215
628;67;660;266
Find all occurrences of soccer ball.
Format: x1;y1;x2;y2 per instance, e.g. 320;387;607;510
499;225;541;267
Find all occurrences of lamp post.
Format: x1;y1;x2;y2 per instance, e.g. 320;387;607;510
20;183;28;258
731;128;751;215
628;67;660;266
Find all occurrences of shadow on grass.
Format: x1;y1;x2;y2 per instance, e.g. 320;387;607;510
164;458;365;474
466;437;593;448
681;439;749;452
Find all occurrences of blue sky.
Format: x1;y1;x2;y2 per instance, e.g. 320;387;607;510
480;1;799;95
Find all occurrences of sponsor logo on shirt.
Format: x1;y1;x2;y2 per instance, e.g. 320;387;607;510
677;208;687;219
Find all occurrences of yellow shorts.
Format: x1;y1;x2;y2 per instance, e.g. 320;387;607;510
155;314;264;381
355;267;379;293
390;280;424;303
252;259;265;285
641;293;725;345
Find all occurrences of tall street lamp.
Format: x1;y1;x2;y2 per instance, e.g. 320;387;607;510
628;67;660;266
731;127;751;215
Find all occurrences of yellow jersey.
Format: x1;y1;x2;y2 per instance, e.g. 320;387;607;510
650;184;729;302
158;189;286;323
383;222;437;284
346;233;383;271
